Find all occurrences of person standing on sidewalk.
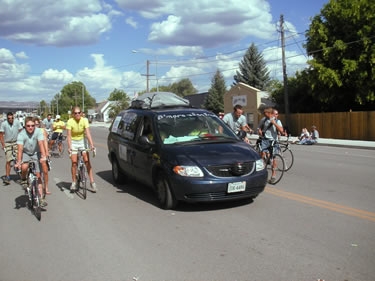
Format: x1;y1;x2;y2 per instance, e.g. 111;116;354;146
0;112;23;184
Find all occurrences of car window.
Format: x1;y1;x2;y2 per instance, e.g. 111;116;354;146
121;112;141;141
156;112;236;144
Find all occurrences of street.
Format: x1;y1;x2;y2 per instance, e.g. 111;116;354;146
0;126;374;281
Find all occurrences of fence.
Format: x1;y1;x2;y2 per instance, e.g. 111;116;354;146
277;111;375;141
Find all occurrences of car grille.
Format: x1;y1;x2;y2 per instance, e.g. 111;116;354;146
185;186;265;201
206;161;255;177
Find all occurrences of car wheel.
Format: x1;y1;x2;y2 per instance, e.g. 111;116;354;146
111;156;125;184
156;172;177;210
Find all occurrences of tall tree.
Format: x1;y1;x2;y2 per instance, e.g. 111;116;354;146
305;0;375;111
233;43;270;90
107;89;130;118
204;69;226;114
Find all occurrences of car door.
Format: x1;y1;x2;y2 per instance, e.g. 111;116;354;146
131;116;156;187
114;111;141;177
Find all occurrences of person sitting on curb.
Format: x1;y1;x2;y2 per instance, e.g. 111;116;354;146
299;125;319;145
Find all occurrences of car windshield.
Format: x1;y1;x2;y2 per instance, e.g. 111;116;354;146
156;112;237;144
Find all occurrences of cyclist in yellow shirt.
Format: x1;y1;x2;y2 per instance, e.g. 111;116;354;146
49;115;65;152
66;106;97;193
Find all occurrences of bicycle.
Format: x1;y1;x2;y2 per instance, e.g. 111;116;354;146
70;148;95;199
239;133;285;185
278;135;294;172
253;137;285;185
24;160;43;220
50;133;66;158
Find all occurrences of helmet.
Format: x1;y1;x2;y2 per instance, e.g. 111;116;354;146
56;115;61;119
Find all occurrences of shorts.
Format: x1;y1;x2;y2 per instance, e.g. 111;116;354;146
71;139;87;155
51;132;63;141
260;139;279;155
5;142;17;162
22;153;42;174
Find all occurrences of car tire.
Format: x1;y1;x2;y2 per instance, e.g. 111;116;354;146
111;156;126;184
156;172;177;210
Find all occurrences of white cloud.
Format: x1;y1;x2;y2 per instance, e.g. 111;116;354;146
0;0;120;46
118;0;276;48
125;17;138;28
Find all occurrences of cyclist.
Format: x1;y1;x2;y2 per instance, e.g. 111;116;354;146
221;104;253;143
34;117;51;195
49;114;65;152
42;114;54;139
0;112;23;185
257;107;284;183
15;116;48;207
66;106;97;193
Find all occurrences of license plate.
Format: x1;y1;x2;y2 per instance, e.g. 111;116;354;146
227;181;246;193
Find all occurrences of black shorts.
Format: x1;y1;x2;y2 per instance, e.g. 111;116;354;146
51;132;63;141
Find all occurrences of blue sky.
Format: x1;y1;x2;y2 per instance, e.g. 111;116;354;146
0;0;328;103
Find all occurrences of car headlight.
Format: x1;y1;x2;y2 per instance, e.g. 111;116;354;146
255;159;265;171
173;165;204;177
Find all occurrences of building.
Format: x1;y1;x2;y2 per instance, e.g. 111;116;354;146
95;100;115;123
224;82;274;130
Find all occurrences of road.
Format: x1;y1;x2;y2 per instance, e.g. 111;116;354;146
0;126;374;281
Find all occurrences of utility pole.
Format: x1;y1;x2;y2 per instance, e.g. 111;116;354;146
141;60;155;92
82;85;85;113
280;14;290;129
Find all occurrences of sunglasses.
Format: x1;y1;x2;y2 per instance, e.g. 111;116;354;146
26;124;35;128
74;112;81;115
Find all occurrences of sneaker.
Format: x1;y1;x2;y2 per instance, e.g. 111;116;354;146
3;176;10;185
90;182;97;193
269;177;276;184
70;182;77;192
40;199;48;208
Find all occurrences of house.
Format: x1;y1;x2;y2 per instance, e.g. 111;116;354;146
95;100;115;123
224;82;274;130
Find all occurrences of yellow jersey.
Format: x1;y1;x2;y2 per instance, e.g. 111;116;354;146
66;117;89;141
53;120;65;133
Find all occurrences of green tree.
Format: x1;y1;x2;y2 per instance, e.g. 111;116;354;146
39;100;48;117
107;89;130;118
271;72;321;113
204;69;226;114
146;78;198;97
305;0;375;111
50;81;96;116
233;43;270;90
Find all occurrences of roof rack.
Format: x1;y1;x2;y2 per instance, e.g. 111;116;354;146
130;92;191;109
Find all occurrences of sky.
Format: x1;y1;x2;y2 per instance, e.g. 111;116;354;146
0;0;329;104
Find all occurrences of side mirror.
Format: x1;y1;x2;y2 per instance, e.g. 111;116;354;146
139;135;154;146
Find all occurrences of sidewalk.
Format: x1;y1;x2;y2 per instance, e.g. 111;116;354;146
248;134;375;150
90;121;375;149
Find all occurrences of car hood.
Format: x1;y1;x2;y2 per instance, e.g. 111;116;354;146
161;141;259;166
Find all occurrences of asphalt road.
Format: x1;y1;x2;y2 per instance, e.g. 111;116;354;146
0;126;374;281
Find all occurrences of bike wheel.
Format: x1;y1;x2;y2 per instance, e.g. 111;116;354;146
32;181;41;221
80;165;87;199
266;154;285;185
280;145;294;171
